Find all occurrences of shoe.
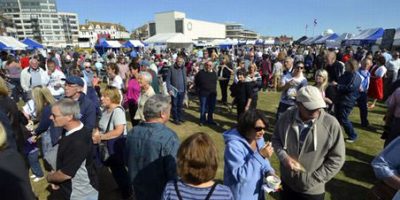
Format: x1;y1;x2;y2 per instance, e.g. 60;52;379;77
207;121;219;126
199;123;204;126
179;119;185;123
172;120;181;125
345;139;356;143
33;176;44;182
30;174;36;179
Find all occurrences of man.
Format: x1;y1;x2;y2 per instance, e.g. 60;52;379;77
272;86;345;200
384;51;400;98
283;56;294;75
166;56;187;124
325;51;344;83
126;94;180;200
47;99;98;200
20;57;49;101
47;60;66;99
357;58;372;127
195;60;218;126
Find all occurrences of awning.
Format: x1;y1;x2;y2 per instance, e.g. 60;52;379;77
344;28;384;46
0;36;27;50
21;38;44;49
313;33;339;44
123;40;145;48
95;39;122;48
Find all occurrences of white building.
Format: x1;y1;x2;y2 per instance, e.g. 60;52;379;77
151;11;225;41
78;21;130;48
0;0;79;47
225;23;259;40
58;12;79;46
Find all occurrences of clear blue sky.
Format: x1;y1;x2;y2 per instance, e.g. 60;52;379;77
56;0;400;39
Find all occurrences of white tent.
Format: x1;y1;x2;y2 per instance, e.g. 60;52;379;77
326;33;354;48
124;40;144;48
246;40;256;45
144;33;192;44
0;36;27;50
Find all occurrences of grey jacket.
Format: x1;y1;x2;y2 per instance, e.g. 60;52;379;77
166;64;187;93
272;107;345;195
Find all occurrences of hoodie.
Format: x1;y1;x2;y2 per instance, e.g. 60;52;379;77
223;128;274;200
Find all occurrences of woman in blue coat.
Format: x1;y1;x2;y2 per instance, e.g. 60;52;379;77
223;109;275;200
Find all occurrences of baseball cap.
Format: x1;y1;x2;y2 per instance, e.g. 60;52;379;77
296;86;326;110
62;76;84;87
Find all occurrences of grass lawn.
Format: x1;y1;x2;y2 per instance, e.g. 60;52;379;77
31;88;387;200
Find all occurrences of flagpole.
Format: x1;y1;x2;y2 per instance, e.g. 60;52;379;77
305;24;308;36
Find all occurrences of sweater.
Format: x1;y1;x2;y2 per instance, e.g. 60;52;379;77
223;128;274;200
195;70;218;96
272;107;345;195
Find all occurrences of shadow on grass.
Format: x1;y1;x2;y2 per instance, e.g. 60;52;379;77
345;148;376;163
352;121;382;133
326;178;370;200
341;160;376;185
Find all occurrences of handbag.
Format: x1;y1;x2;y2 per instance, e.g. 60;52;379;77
367;181;397;200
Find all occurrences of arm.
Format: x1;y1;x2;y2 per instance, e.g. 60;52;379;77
83;100;97;130
166;67;172;92
308;123;345;187
336;74;359;93
163;134;180;181
372;137;400;190
34;106;52;135
46;170;72;183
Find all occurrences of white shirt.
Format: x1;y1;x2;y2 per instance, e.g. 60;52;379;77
374;65;387;78
387;58;400;72
48;69;66;96
110;75;124;90
65;122;84;136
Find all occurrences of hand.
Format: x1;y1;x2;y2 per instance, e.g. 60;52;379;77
283;156;305;172
331;81;338;86
260;142;274;158
245;105;250;111
92;129;101;144
27;135;37;143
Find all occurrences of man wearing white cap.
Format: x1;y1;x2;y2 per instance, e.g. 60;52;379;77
272;85;345;200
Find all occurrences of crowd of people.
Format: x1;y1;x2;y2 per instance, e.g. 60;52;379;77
0;44;399;200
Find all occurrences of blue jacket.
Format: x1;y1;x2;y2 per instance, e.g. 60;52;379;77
336;71;362;107
125;122;180;200
223;128;274;200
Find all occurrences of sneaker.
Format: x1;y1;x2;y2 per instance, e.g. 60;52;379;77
172;120;181;125
345;139;356;143
207;121;219;126
33;176;44;182
30;174;37;179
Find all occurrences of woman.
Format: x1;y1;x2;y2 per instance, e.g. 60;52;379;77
368;55;387;109
134;71;155;122
124;62;141;126
223;109;275;200
234;69;253;120
218;59;233;105
314;69;333;106
246;63;262;109
107;62;124;91
162;132;233;200
92;86;132;199
5;58;23;101
22;86;56;182
272;52;285;91
334;59;362;143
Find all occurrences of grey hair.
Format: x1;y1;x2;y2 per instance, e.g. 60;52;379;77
139;71;152;83
53;98;81;120
143;94;171;120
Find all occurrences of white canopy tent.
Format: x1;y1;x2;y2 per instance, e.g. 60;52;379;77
144;33;193;49
0;36;28;50
326;33;354;48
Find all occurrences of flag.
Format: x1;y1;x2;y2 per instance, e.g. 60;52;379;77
306;24;308;29
314;19;317;26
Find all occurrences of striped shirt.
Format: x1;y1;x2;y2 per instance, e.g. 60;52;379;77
162;180;234;200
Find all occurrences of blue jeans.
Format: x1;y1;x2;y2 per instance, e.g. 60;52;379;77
357;92;369;126
199;93;217;123
335;104;357;140
171;91;185;121
28;150;44;177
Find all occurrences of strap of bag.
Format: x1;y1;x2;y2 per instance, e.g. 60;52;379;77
204;182;218;200
104;106;124;133
174;180;183;200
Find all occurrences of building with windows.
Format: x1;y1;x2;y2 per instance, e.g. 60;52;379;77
0;0;79;47
225;23;259;40
0;15;17;37
78;21;130;48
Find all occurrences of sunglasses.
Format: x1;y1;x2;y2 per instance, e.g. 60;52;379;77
254;126;266;132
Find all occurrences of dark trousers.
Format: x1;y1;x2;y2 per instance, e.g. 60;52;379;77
171;91;185;121
199;93;216;123
281;182;325;200
357;92;369;126
128;101;139;127
335;104;357;140
219;79;229;103
262;73;269;90
385;117;400;147
236;101;246;121
276;102;293;121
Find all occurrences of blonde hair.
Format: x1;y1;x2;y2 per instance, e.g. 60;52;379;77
0;77;9;96
31;86;56;119
314;69;329;91
0;122;6;150
102;86;121;104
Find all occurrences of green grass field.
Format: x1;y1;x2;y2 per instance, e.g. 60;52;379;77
31;89;387;200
